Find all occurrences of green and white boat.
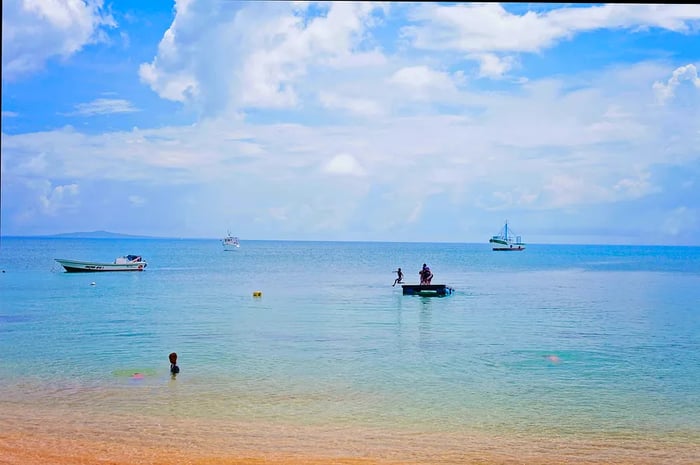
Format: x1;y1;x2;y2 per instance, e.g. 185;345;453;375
55;255;147;272
489;221;525;251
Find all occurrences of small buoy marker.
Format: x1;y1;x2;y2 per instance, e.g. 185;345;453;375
253;290;262;297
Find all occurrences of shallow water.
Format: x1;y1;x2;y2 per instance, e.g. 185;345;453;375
1;238;699;463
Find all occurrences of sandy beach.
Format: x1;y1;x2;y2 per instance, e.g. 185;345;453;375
2;404;698;465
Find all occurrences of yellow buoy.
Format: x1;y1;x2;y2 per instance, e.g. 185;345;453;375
252;291;262;297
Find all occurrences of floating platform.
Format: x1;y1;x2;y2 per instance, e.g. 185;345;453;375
401;284;454;297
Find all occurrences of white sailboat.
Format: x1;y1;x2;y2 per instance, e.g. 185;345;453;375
489;221;526;251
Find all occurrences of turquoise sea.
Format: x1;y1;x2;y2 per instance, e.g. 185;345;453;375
1;237;699;463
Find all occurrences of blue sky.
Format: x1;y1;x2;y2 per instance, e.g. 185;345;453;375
2;1;700;244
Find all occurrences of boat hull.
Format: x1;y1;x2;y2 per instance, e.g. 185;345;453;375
55;259;147;273
401;284;454;296
489;221;526;251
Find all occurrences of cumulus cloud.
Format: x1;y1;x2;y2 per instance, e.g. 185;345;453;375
37;181;80;215
2;0;116;81
652;64;700;104
470;53;518;79
139;1;387;114
322;153;367;177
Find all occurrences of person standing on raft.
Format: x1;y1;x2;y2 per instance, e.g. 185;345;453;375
419;264;433;285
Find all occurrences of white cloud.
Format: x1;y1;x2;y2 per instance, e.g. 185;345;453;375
16;151;50;174
326;49;387;69
38;181;80;215
239;2;386;109
319;91;384;117
2;0;116;81
483;188;540;211
652;64;700;104
4;17;700;243
404;4;700;54
4;60;686;207
1;68;679;226
542;174;611;208
322;153;367;177
70;98;139;116
138;20;201;104
2;111;19;118
470;53;518;79
139;1;387;114
388;65;460;100
613;171;657;199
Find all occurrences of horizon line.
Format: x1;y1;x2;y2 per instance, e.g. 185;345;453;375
0;234;697;248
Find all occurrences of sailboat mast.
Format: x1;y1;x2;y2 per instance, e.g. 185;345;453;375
505;220;508;240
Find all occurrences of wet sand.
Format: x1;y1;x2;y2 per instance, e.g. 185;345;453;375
2;403;698;465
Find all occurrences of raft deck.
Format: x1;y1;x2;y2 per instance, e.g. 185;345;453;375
401;284;454;296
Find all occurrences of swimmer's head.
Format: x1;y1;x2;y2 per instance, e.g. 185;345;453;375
169;352;177;364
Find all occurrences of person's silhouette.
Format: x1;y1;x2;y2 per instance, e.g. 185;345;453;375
393;268;404;286
169;352;180;375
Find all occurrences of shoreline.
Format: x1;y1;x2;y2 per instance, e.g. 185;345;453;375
2;405;698;465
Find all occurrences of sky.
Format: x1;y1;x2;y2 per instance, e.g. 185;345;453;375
1;1;700;245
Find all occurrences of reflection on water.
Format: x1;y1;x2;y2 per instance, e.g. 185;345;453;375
418;297;433;351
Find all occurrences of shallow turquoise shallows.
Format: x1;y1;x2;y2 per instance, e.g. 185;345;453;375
1;238;699;438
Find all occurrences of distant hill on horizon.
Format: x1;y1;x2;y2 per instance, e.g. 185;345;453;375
45;230;159;239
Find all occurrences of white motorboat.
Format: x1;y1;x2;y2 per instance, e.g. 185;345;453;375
222;232;240;251
55;255;147;272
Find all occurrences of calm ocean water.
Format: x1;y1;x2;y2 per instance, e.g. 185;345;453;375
1;237;699;452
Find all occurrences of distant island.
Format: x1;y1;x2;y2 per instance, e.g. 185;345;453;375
46;230;157;239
